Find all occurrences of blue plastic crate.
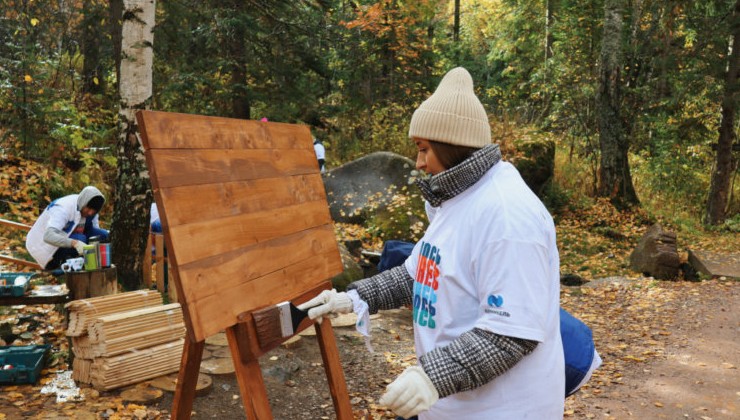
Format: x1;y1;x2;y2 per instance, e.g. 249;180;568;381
0;344;51;384
0;272;37;297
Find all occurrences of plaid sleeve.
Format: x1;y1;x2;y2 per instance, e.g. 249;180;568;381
419;328;538;398
346;265;414;314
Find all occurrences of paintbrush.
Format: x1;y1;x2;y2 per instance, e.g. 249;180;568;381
252;301;310;349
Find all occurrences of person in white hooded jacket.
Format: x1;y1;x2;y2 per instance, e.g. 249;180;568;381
26;186;109;270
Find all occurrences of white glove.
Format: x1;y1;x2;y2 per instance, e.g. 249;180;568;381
297;289;353;320
379;366;439;419
73;240;86;256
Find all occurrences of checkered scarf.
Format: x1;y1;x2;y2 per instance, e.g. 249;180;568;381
416;144;502;207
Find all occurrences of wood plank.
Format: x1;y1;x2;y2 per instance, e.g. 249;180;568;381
155;234;165;293
143;234;152;287
168;267;179;303
171;339;205;420
157;174;326;227
177;226;337;304
226;325;273;420
316;319;354;420
137;110;313;151
0;218;31;231
146;148;317;189
186;249;342;342
0;254;42;269
168;200;332;266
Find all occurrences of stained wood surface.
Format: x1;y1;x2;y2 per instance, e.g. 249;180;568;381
0;218;31;231
0;254;42;269
317;318;354;420
137;110;342;343
65;267;118;300
171;339;205;420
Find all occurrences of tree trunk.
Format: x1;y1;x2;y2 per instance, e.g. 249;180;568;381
597;0;639;207
453;0;460;43
226;1;250;119
81;2;105;95
112;0;156;291
706;0;740;225
545;0;554;61
109;0;123;93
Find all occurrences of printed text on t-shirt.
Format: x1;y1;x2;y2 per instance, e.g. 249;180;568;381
413;241;440;328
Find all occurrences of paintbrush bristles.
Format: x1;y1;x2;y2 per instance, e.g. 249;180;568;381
252;305;284;350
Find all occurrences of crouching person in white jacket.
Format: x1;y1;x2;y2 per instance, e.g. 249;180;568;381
26;186;109;270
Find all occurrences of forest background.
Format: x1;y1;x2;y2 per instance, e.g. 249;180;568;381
0;0;738;290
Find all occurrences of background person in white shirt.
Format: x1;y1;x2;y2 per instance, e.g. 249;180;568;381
313;137;326;173
300;67;564;419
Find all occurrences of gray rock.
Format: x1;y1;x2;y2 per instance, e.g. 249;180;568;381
629;223;680;280
323;152;415;223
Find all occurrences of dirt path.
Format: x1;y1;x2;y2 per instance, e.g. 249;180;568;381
153;278;738;420
565;278;739;420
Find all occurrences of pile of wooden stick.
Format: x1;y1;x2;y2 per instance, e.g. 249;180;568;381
67;290;185;390
66;290;162;336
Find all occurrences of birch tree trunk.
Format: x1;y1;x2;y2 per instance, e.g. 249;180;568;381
596;0;639;207
706;0;740;225
111;0;155;291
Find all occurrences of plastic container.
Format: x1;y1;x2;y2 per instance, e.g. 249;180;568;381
83;245;98;270
0;272;37;297
0;344;51;384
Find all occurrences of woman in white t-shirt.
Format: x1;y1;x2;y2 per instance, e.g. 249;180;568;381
299;67;565;419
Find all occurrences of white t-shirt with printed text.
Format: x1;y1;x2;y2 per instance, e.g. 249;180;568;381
404;161;564;419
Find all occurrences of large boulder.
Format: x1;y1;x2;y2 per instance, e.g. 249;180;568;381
629;223;681;280
323;152;415;224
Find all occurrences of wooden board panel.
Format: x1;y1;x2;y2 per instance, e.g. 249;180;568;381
138;110;312;151
177;225;337;303
188;249;342;341
157;174;326;227
168;199;332;266
137;110;343;343
146;148;317;188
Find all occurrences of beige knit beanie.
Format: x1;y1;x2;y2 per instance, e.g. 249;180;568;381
408;67;491;148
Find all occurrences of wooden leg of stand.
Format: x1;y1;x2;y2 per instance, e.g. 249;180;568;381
315;319;353;420
155;234;165;293
226;324;273;419
143;234;152;288
171;339;205;420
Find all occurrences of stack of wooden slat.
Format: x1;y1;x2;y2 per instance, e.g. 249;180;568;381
88;304;185;357
71;335;94;359
67;290;184;389
66;290;162;337
90;339;184;391
72;358;92;383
